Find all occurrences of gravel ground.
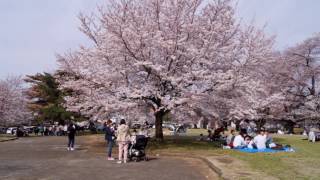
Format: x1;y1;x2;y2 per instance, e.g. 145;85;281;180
0;136;217;180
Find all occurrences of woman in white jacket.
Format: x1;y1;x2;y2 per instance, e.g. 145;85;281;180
116;119;131;164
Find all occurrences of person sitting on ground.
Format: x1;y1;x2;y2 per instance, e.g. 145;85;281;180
212;127;225;141
265;131;275;148
265;131;285;150
253;130;267;150
198;134;205;141
244;135;255;149
233;132;247;149
226;130;236;147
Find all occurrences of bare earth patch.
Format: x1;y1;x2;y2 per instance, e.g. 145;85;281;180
82;135;219;179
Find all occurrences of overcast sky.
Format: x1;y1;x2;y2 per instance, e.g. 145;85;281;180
0;0;320;78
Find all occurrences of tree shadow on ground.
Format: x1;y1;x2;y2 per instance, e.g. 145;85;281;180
147;136;221;153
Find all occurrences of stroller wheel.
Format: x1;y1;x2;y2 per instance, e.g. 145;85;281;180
144;156;149;161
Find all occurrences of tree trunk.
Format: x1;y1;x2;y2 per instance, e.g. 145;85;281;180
311;75;316;95
155;110;165;141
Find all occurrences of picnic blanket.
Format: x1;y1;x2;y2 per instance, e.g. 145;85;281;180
235;147;295;153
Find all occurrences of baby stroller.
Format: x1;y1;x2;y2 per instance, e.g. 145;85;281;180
128;135;149;162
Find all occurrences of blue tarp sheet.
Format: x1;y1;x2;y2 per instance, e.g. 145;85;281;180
235;147;294;153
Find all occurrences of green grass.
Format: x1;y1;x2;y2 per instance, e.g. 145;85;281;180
148;129;320;180
225;135;320;180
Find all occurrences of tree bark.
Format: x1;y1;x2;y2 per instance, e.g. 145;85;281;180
310;75;316;95
155;110;165;141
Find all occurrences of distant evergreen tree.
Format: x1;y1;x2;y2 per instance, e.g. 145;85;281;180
25;72;85;125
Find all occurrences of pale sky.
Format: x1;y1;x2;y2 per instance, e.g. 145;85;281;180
0;0;319;78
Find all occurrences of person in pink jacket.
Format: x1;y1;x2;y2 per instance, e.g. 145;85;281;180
116;119;131;164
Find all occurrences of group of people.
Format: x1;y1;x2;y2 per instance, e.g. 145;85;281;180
225;129;281;150
103;119;151;164
34;125;69;136
67;119;149;164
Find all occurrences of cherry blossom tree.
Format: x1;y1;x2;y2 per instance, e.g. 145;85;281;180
56;0;278;140
279;33;320;122
0;77;31;126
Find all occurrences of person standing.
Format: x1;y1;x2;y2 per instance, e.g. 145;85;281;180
63;125;68;136
104;120;115;160
67;123;76;151
39;126;44;136
34;126;39;136
116;119;131;164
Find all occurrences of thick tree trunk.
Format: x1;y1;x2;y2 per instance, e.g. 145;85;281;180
155;110;165;141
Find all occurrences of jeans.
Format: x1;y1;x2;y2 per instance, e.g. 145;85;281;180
118;142;129;161
68;136;75;148
107;140;113;157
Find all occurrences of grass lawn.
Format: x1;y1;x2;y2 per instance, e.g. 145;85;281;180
225;135;320;179
148;129;320;180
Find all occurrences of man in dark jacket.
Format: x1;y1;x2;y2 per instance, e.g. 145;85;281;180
67;123;76;151
104;120;115;160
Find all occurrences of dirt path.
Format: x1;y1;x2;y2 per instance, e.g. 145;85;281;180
0;136;218;180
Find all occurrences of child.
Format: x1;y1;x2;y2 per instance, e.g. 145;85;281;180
130;129;137;144
245;136;255;149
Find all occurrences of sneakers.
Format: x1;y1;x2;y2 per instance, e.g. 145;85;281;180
117;160;128;164
67;147;70;151
70;148;75;151
107;157;115;161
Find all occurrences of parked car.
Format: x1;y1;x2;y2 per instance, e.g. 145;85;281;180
23;126;35;134
6;127;17;135
96;124;105;132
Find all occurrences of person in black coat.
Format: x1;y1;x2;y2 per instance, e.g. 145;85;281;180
104;120;115;160
67;123;76;151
